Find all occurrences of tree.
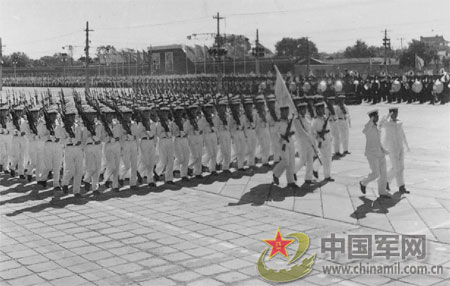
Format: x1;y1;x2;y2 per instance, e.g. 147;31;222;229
275;37;318;59
343;40;376;58
399;40;437;68
2;52;32;67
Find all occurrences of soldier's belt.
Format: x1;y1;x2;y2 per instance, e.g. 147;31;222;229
142;136;155;140
338;118;345;120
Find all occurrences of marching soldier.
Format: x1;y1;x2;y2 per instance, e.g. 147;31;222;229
8;105;25;178
0;107;9;173
103;107;121;192
272;106;295;187
254;95;270;166
136;105;158;187
293;102;315;185
326;96;341;156
200;101;218;174
118;106;139;189
379;107;410;194
360;110;391;198
172;105;190;180
266;95;281;164
60;106;84;198
243;98;257;168
336;94;351;155
311;102;334;182
155;106;175;184
229;98;246;170
214;98;232;173
185;103;203;178
81;105;103;195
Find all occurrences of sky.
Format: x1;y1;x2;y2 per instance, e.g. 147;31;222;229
1;0;449;59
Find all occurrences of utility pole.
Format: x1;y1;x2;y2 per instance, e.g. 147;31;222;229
0;37;3;91
306;37;310;77
84;21;93;91
212;12;225;89
382;29;390;74
255;29;260;75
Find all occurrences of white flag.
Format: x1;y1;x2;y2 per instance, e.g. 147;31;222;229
274;65;298;117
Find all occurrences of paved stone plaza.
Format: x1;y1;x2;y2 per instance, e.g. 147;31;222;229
1;102;449;285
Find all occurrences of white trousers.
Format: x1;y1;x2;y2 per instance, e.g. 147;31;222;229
62;146;83;193
84;144;102;190
330;121;340;153
120;140;138;186
156;138;174;181
104;142;121;188
44;142;63;187
188;135;203;176
138;139;157;184
387;149;405;187
338;120;349;152
295;139;314;181
203;133;218;172
245;129;257;167
361;154;387;194
0;135;8;168
273;141;295;184
232;130;246;169
313;140;332;178
256;127;271;164
217;131;231;170
269;126;281;162
174;137;189;177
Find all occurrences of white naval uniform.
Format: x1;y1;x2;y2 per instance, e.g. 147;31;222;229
214;114;232;171
361;120;388;195
293;115;314;181
82;122;103;191
327;106;340;154
273;118;295;184
200;115;218;172
336;104;350;153
42;122;64;188
21;119;37;178
243;112;257;167
172;119;189;178
104;121;122;189
267;111;281;163
255;111;270;165
0;126;9;169
155;120;174;181
185;118;203;176
229;113;246;169
136;120;158;184
61;123;83;194
380;116;409;188
311;116;332;179
119;122;139;186
7;119;24;175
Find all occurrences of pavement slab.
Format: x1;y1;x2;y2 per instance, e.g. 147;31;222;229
1;102;450;285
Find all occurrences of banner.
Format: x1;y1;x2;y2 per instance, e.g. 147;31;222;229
415;54;424;71
274;65;297;117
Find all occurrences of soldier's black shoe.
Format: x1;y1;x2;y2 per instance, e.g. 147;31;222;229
304;180;316;185
173;170;180;178
10;170;15;177
181;177;189;182
288;182;298;188
195;175;203;179
137;172;143;184
273;174;279;185
99;173;104;181
53;186;61;192
130;185;138;190
325;177;335;182
359;181;366;194
105;181;112;188
334;152;342;157
118;179;124;187
293;174;297;182
153;173;160;182
166;181;175;185
263;163;270;167
238;168;245;171
93;190;100;196
148;182;156;187
187;168;193;177
0;165;3;172
38;181;47;188
216;164;222;171
27;175;33;182
313;171;318;179
47;172;53;179
20;175;26;179
62;185;69;194
202;165;209;173
399;185;410;194
84;182;91;192
211;171;218;176
112;188;120;192
222;170;231;174
344;151;351;155
74;193;82;199
386;183;390;191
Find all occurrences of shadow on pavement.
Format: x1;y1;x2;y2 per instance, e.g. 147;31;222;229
350;192;403;219
228;180;328;207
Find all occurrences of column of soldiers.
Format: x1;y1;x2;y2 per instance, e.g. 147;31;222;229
0;75;360;202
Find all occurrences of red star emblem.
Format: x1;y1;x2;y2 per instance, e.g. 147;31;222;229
263;228;294;259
